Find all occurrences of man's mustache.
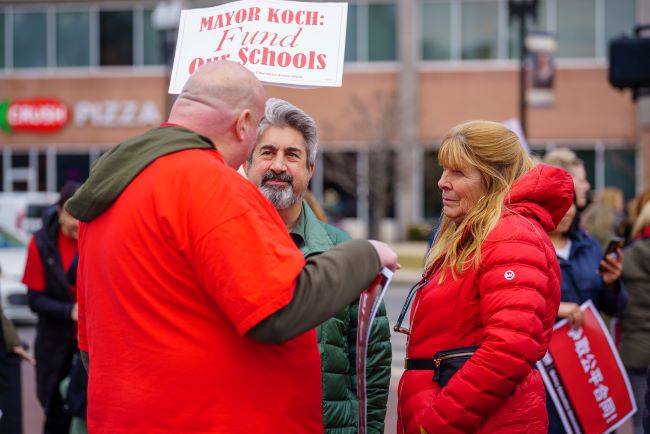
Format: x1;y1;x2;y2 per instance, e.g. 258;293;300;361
262;171;293;186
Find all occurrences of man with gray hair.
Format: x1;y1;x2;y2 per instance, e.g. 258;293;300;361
245;98;391;434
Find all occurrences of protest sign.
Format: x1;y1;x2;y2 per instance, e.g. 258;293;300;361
169;0;347;92
537;300;636;434
356;267;393;434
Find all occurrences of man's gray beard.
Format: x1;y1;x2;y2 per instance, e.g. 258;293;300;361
260;184;302;210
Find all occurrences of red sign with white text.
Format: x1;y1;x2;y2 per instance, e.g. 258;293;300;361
0;98;69;134
537;300;636;434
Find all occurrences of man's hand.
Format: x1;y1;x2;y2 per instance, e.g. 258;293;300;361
368;240;399;272
70;302;79;321
12;346;35;365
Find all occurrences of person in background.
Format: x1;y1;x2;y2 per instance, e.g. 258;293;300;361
396;120;573;433
244;98;391;433
544;192;626;433
582;187;627;249
22;181;80;434
58;254;87;434
65;61;397;434
0;264;35;365
619;202;650;434
543;148;591;210
628;188;650;239
0;304;34;432
644;365;650;433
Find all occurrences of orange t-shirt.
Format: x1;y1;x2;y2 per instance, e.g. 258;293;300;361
77;148;323;433
22;230;77;295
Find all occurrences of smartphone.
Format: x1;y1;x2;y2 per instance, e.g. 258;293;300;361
602;236;624;260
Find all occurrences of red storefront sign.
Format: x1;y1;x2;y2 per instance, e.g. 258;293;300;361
0;98;69;134
537;300;636;434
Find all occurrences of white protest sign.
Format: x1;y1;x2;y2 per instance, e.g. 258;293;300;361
169;0;348;93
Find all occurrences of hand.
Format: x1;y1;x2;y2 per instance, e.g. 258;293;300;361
599;248;623;285
368;240;399;272
70;303;79;321
558;302;584;328
12;346;35;365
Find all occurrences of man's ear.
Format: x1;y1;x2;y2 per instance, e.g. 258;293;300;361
307;161;315;179
235;109;252;141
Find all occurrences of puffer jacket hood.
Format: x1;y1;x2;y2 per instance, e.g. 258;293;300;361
505;164;574;231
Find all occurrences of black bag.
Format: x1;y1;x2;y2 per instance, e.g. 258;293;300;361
432;345;479;387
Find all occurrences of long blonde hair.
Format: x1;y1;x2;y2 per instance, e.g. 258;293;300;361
425;120;534;281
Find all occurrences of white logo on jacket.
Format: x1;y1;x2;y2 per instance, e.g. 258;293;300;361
504;270;515;280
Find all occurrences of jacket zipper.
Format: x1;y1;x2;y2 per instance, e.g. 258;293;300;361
433;351;475;368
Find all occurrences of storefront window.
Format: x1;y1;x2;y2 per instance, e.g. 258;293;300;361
57;11;90;67
100;10;133;66
323;152;358;219
13;12;46;68
605;149;636;201
56;154;89;189
0;12;5;68
604;0;636;46
344;4;357;62
556;0;596;58
421;2;451;60
423;150;443;219
574;149;596;194
368;4;396;61
143;9;164;65
461;0;498;59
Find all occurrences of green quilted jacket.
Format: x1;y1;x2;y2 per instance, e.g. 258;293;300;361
291;201;392;434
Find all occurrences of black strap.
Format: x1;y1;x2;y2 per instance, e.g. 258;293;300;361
405;358;435;370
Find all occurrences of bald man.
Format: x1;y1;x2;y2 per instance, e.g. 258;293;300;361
65;62;397;433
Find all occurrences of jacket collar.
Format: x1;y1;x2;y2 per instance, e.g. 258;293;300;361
290;201;334;257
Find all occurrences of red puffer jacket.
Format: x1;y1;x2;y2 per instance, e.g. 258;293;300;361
397;165;573;434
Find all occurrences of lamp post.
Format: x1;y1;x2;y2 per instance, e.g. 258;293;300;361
151;0;182;114
508;0;538;138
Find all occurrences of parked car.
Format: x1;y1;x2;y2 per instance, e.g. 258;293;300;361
0;227;35;324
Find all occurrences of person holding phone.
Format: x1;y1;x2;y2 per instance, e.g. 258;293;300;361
546;195;626;328
545;192;627;434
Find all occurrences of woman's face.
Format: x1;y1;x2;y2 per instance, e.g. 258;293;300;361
438;165;487;224
555;202;577;235
58;207;79;240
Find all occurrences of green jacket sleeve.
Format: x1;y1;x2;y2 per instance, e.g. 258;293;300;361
1;312;20;352
349;300;392;434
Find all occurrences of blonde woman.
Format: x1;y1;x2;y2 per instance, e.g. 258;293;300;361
395;121;574;433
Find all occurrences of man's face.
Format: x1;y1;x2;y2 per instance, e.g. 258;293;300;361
245;125;314;210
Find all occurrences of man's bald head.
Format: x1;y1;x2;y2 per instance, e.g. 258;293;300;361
168;61;267;168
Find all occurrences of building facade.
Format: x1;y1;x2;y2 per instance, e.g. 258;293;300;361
1;0;647;239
